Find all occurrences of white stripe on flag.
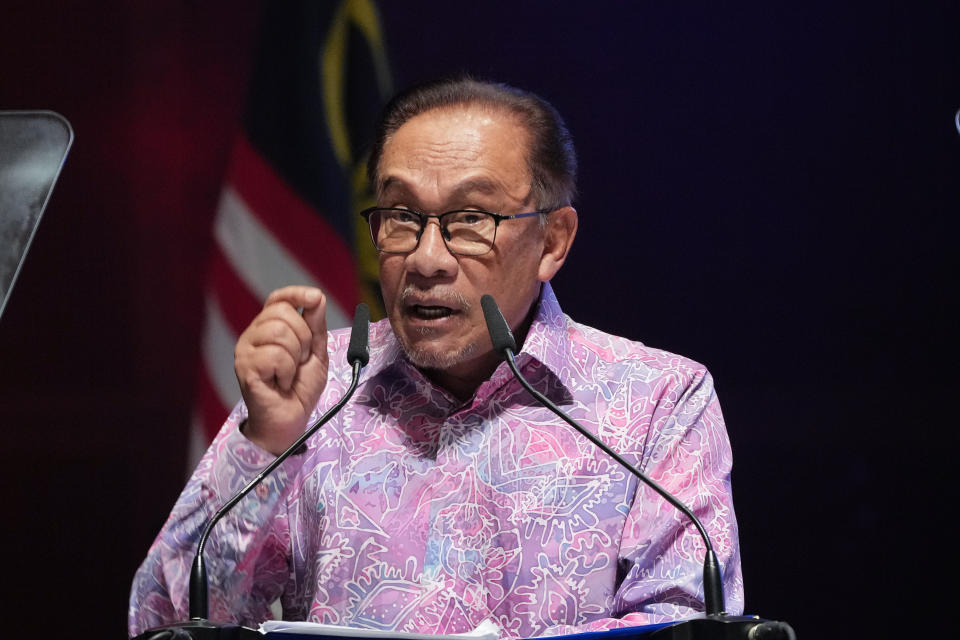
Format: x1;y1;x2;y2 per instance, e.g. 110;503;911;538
202;295;242;410
190;185;354;470
213;186;349;329
187;414;209;476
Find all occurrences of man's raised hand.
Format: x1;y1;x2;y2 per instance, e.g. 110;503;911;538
234;286;329;455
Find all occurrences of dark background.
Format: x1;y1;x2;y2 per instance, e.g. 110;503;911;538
1;2;956;638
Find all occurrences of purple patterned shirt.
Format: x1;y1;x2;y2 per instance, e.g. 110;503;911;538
129;284;743;638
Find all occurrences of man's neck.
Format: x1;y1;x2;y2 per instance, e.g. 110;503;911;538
423;350;504;402
422;298;539;402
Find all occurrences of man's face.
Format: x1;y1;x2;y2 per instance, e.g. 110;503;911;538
375;105;548;391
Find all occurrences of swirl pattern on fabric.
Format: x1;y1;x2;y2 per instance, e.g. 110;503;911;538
129;283;743;638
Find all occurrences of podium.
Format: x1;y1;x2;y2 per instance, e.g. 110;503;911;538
133;615;795;640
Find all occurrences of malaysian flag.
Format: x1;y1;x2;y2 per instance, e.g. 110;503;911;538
191;0;392;463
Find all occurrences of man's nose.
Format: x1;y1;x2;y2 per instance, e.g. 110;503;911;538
406;220;458;277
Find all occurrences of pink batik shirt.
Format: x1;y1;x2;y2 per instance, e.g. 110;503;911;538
129;283;743;638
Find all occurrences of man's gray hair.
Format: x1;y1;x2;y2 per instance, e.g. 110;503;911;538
367;76;577;211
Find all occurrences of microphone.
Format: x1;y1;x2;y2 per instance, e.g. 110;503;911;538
482;296;517;353
190;302;371;619
346;301;371;367
136;303;371;640
479;295;724;613
480;295;795;639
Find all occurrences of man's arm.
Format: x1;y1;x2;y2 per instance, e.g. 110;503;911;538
129;286;330;635
547;364;743;634
128;405;299;635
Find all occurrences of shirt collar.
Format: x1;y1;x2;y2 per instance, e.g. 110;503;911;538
513;281;569;380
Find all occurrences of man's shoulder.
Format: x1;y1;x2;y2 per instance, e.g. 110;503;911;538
538;284;710;387
561;314;711;385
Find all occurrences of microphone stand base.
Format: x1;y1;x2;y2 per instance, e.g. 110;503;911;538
132;619;261;640
648;615;796;640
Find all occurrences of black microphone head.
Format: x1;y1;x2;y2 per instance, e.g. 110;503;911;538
347;302;370;367
480;294;517;354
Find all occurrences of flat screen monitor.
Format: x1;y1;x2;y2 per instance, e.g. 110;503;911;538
0;111;73;320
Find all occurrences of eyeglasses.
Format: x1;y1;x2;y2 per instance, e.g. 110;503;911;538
360;207;546;256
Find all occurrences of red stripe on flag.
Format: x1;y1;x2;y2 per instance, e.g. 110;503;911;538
208;244;264;336
196;361;233;441
226;135;360;313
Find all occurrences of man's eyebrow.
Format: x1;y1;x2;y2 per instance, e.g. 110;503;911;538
378;176;407;197
449;178;500;197
376;177;534;213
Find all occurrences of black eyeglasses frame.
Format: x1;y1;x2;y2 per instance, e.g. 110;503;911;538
359;206;549;256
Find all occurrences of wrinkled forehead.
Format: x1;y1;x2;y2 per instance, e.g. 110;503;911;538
375;104;532;193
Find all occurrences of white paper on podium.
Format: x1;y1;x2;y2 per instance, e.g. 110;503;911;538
259;618;500;640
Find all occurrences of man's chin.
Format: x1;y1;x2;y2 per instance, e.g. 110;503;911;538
401;339;478;371
389;313;481;371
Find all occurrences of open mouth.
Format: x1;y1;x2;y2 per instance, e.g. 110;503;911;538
408;304;456;320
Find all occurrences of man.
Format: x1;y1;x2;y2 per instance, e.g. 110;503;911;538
129;78;743;638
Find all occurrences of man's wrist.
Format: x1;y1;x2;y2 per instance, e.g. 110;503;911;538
238;418;306;457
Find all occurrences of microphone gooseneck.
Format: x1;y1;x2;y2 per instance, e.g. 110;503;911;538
479;293;726;617
189;303;371;621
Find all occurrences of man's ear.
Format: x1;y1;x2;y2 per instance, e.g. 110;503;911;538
538;206;578;282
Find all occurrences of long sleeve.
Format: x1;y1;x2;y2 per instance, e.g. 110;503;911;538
127;301;744;638
542;364;743;635
128;403;301;636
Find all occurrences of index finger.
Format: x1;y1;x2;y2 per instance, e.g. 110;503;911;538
263;286;325;311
